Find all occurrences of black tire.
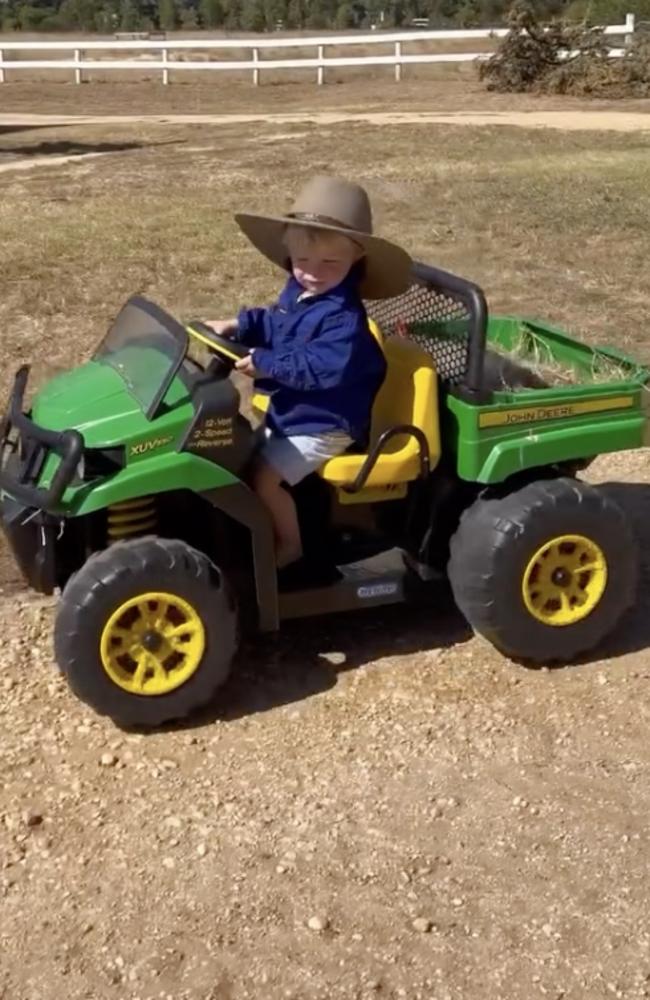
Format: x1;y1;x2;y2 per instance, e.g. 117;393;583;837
54;536;238;727
448;477;638;663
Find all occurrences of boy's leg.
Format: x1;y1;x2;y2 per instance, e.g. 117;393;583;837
253;430;353;571
252;460;303;568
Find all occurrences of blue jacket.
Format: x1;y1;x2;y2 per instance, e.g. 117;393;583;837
234;272;386;442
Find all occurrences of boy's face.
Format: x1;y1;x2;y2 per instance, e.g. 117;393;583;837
285;228;362;296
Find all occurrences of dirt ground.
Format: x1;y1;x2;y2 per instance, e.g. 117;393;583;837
3;76;650;116
2;82;650;1000
3;108;650;136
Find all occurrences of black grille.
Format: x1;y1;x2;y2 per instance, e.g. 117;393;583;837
366;282;472;385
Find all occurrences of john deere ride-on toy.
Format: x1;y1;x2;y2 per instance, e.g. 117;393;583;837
0;263;645;726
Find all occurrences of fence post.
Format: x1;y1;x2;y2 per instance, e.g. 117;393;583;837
253;46;259;86
162;47;169;85
394;40;402;82
74;48;82;84
317;44;324;85
0;50;4;84
625;11;635;46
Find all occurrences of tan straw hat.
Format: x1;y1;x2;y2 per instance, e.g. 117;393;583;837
234;175;412;300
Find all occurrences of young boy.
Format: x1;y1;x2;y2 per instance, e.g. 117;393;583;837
209;175;412;583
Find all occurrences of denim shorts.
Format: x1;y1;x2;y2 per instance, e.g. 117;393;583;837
260;427;353;486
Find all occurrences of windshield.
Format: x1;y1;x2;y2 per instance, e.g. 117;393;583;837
93;297;188;420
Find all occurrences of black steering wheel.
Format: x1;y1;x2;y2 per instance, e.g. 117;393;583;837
186;321;250;373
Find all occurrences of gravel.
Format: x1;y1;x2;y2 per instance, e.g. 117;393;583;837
1;451;650;999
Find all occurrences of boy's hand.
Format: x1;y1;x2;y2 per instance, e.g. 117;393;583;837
206;319;238;337
235;354;257;378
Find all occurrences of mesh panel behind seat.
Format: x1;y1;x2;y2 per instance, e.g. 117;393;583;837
366;281;473;386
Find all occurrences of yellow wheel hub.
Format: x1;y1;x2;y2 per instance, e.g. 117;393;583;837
99;591;205;696
522;534;608;627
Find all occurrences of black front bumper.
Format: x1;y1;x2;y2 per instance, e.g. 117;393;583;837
0;366;84;594
1;494;58;594
0;366;83;512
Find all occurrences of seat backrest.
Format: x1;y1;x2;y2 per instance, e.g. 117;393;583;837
368;337;440;464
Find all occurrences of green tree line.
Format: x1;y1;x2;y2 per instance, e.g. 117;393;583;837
1;0;648;33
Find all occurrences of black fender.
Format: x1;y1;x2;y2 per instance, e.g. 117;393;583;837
202;483;278;632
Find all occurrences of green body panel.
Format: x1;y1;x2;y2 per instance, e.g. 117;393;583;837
443;315;650;484
30;360;238;511
32;360;193;451
68;451;238;515
22;312;650;509
452;407;645;483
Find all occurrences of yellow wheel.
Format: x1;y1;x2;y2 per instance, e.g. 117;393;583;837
100;591;206;696
449;478;637;663
522;535;607;627
54;538;238;727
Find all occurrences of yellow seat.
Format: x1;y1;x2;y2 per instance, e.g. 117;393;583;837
319;337;440;492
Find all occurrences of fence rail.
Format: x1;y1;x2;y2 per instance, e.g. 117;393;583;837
0;15;636;87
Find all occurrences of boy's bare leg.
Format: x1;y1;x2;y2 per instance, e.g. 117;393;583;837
252;461;303;568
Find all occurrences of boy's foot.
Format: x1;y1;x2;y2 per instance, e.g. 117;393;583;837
277;556;342;592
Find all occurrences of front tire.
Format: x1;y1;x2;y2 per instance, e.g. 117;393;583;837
448;478;637;663
54;537;238;727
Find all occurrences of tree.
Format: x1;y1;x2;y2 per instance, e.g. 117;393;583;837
426;0;463;23
456;0;481;24
200;0;225;26
7;0;632;36
180;5;200;26
141;0;160;20
225;0;243;28
285;0;304;26
93;1;119;32
240;0;265;28
119;0;145;30
15;4;50;29
14;0;57;8
159;0;180;29
57;0;99;30
305;0;329;28
582;0;650;22
264;0;287;29
335;1;355;25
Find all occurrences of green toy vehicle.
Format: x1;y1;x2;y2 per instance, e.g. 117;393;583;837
0;263;645;727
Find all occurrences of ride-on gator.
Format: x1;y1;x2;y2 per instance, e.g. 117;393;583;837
0;263;645;726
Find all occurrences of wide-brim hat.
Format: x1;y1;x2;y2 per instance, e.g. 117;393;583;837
234;175;412;300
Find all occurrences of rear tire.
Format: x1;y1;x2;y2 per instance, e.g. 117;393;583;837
448;478;637;663
54;536;238;727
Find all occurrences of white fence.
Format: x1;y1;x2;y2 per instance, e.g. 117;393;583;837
0;15;637;87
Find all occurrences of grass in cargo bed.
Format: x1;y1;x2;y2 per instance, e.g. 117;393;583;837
488;325;650;391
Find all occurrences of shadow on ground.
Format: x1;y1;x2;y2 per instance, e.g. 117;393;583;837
0;125;54;138
165;586;472;731
2;480;648;731
0;137;182;158
589;481;650;661
173;480;650;729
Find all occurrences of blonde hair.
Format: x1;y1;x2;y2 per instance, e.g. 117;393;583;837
282;224;363;258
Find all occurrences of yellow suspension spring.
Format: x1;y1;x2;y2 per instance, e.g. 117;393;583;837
107;496;157;543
